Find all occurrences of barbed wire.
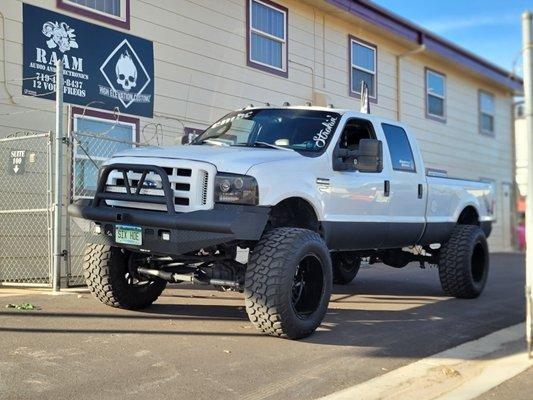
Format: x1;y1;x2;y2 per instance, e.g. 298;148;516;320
141;122;163;146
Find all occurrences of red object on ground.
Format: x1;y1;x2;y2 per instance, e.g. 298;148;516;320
516;224;526;251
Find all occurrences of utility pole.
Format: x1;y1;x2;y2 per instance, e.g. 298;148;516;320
52;60;64;292
522;11;533;357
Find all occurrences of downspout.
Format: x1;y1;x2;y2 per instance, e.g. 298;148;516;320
0;10;16;104
322;13;326;89
288;59;315;102
396;43;426;121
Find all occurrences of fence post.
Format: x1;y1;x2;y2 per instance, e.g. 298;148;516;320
52;60;64;292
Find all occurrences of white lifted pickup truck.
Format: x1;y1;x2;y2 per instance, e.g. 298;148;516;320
70;106;495;339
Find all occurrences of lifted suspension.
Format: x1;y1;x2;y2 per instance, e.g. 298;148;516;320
137;263;244;290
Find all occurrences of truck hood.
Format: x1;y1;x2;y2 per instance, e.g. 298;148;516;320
112;144;303;174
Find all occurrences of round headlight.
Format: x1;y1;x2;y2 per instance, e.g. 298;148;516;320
219;179;231;192
233;177;244;190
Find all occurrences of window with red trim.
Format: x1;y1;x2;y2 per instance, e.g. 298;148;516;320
246;0;288;77
70;107;139;198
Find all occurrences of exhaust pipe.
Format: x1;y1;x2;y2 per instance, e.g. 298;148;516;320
137;267;241;289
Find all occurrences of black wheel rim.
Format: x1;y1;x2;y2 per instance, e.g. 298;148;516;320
471;242;486;283
291;254;324;319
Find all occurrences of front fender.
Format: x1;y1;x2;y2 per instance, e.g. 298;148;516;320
247;165;325;220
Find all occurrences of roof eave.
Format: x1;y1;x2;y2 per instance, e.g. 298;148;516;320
326;0;523;92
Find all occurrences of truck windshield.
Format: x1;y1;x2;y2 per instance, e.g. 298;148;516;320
192;108;341;154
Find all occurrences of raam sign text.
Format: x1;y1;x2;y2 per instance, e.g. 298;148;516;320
22;4;154;117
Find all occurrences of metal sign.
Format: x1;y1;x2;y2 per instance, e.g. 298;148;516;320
7;149;26;175
22;4;154;117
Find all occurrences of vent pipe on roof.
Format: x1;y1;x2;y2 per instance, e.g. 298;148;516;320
396;44;426;121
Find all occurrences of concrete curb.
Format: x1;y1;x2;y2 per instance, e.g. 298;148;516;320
320;323;532;400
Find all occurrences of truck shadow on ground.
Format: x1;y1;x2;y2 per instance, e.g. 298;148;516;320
0;254;524;358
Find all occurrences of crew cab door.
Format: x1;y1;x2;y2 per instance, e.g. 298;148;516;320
379;123;427;247
323;117;390;250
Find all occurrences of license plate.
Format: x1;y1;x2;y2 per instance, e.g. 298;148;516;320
115;225;142;246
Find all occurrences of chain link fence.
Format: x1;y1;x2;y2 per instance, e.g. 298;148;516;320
0;133;52;285
65;130;147;286
0;128;148;287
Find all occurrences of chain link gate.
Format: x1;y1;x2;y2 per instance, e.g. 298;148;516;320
0;133;53;286
65;130;146;286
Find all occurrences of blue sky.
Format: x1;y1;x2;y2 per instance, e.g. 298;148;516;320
372;0;531;75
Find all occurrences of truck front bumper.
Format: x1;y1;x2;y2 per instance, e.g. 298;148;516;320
69;202;270;256
68;163;270;256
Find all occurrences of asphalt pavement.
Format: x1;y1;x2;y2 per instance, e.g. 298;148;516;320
0;253;525;400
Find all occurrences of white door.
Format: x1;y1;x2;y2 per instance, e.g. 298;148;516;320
324;117;391;250
379;123;427;247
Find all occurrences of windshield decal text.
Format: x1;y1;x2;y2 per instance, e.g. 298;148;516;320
210;111;253;129
313;115;338;148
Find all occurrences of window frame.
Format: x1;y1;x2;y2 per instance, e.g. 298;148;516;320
70;107;139;199
57;0;130;29
349;35;378;103
246;0;289;78
381;123;417;173
425;68;446;123
478;90;495;136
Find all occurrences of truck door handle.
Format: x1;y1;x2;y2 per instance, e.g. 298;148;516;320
384;180;390;197
418;184;423;199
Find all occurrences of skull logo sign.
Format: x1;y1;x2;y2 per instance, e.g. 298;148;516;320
115;51;137;92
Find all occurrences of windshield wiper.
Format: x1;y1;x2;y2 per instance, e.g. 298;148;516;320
197;139;230;147
251;141;293;151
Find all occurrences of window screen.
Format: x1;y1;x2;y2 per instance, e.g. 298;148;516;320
479;91;495;134
67;0;121;17
426;69;446;119
249;0;287;72
350;39;377;98
382;123;416;172
73;116;135;198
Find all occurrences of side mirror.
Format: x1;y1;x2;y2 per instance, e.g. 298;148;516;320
181;128;204;145
333;139;383;172
181;132;199;145
355;139;383;172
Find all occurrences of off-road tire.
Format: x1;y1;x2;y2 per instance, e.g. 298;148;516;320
83;244;167;309
244;227;332;339
332;253;361;284
438;225;489;299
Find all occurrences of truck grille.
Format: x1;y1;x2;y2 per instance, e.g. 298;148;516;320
103;158;215;212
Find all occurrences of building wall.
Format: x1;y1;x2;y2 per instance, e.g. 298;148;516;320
0;0;515;251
